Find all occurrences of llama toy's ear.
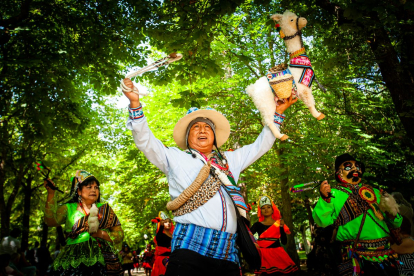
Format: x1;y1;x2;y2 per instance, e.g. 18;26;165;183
270;14;283;22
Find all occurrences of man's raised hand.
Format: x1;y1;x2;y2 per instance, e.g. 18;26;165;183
320;180;331;198
122;78;140;108
275;95;298;114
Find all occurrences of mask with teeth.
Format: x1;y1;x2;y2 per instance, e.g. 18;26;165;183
336;160;363;185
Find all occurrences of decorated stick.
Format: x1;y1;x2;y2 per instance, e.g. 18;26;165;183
290;186;315;193
120;53;183;96
290;180;336;198
289;181;319;193
35;161;64;193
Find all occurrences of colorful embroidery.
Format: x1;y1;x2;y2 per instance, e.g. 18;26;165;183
335;184;384;227
218;189;227;232
257;264;298;274
339;238;400;276
69;203;121;239
335;186;366;227
358;187;376;204
289;54;315;88
299;68;315;87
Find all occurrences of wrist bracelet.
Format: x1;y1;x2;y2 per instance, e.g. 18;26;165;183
274;112;286;125
128;104;144;120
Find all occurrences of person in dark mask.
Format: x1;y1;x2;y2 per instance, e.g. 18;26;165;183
312;153;402;276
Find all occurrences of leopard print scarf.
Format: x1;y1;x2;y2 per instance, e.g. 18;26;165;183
172;151;234;217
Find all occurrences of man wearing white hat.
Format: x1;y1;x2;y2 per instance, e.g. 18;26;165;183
122;78;297;276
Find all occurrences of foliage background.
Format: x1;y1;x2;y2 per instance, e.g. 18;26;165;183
1;0;413;267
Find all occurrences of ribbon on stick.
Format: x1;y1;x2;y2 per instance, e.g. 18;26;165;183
35;161;64;193
120;53;183;96
290;181;319;193
290;180;336;198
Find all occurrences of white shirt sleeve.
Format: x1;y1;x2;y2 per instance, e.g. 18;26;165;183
126;116;170;175
225;125;279;181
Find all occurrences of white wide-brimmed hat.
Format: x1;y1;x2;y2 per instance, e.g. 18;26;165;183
173;107;230;150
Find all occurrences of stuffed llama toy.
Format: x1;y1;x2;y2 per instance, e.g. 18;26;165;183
88;203;99;233
246;10;324;141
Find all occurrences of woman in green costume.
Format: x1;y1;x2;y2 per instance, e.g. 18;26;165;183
312;153;402;276
44;170;124;276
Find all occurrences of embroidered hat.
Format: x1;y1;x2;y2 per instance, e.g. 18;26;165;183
258;196;281;222
257;196;291;234
159;211;170;220
69;170;99;198
173;107;230;150
335;154;365;172
259;196;272;207
155;211;174;239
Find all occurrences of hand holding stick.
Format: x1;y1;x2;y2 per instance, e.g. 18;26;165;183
43;179;64;195
122;78;140;108
36;162;64;193
320;180;331;198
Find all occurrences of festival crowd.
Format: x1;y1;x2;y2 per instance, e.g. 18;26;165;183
1;77;413;276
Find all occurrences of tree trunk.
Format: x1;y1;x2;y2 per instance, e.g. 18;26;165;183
301;226;310;254
367;14;414;148
0;178;21;238
304;197;315;239
315;0;414;148
304;198;314;226
277;149;301;268
41;222;48;248
21;175;34;250
55;227;61;251
0;209;11;238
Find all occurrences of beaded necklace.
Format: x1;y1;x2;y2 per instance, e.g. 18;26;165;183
289;47;306;59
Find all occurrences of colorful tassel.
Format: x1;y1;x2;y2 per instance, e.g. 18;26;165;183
274;23;281;32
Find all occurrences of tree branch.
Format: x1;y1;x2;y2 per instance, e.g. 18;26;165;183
0;0;33;29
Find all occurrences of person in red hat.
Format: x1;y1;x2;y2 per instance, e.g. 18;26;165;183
151;211;174;276
250;196;298;275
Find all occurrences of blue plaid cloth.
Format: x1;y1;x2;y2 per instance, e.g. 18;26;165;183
171;222;239;264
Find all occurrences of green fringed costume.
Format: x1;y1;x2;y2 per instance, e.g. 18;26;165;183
313;186;402;242
312;154;402;276
51;202;123;275
44;170;124;276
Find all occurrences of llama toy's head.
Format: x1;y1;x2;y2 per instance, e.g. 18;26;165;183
271;10;307;38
